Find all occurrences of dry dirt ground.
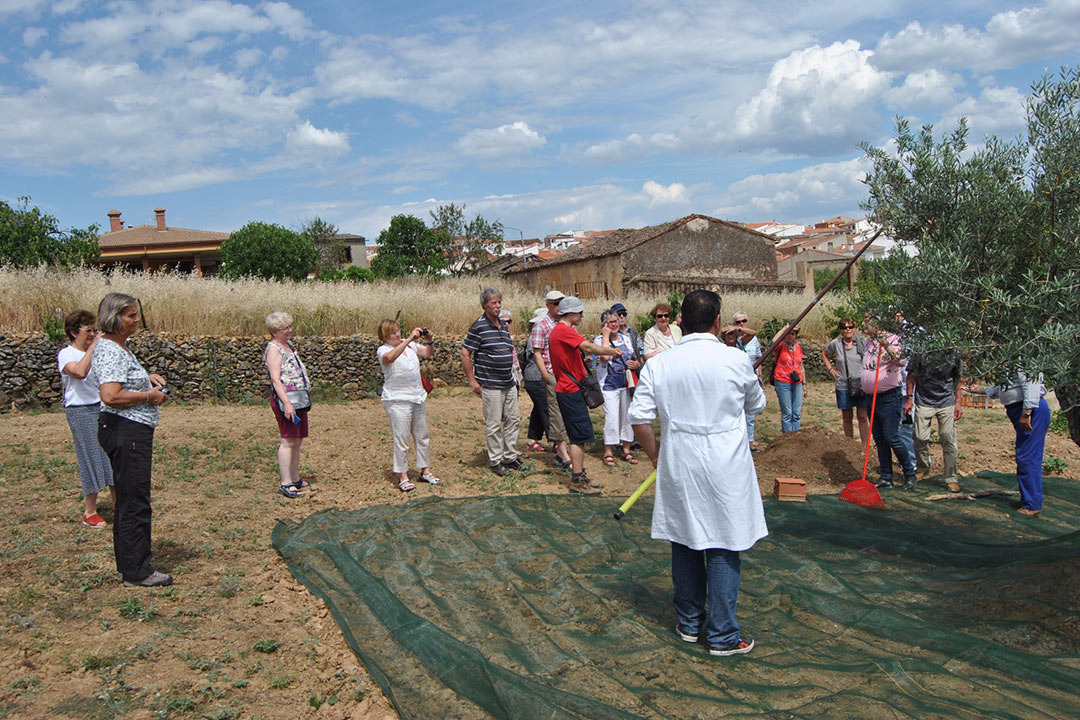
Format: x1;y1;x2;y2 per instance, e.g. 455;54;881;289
2;383;1078;720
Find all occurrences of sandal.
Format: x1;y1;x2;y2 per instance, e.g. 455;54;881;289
278;484;303;499
554;457;572;470
419;473;440;485
603;455;616;466
290;479;312;490
398;478;415;492
622;453;638;464
525;440;545;452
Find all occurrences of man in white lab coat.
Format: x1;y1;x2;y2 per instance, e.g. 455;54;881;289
628;289;767;656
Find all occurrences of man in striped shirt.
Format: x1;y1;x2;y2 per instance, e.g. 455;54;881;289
461;287;521;477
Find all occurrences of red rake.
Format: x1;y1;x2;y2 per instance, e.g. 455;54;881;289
839;344;887;510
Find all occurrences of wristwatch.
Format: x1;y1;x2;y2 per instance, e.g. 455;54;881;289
1021;409;1033;418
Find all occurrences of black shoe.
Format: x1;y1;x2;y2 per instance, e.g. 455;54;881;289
875;477;894;489
902;475;917;491
489;464;507;477
123;570;173;588
502;458;524;471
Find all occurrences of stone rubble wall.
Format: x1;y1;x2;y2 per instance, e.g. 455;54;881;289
0;332;470;411
0;332;831;412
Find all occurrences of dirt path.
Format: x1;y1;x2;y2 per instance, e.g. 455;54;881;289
2;383;1077;719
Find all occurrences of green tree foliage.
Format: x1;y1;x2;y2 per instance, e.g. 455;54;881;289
856;68;1080;446
429;203;504;275
302;217;346;277
219;221;317;281
371;214;449;278
0;197;100;268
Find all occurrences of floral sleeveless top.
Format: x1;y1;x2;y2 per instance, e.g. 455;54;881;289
264;342;310;392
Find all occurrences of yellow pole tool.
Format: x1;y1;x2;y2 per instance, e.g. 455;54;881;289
613;470;656;520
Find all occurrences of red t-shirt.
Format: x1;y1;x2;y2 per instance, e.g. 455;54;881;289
549;322;588;394
773;341;804;385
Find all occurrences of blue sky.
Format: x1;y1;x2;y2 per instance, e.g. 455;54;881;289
2;0;1079;242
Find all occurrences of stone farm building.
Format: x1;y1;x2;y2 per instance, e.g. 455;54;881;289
503;214;803;299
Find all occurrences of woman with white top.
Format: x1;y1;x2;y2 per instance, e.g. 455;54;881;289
377;319;440;492
57;310;115;528
643;303;683;359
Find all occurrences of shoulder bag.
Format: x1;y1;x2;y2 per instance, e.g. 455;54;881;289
569;371;604;409
841;340;864;401
266;343;312;413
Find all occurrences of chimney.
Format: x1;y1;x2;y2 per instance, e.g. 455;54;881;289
107;209;123;233
155;207;166;231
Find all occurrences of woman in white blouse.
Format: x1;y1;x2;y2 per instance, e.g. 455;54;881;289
57;310;114;528
377;319;440;492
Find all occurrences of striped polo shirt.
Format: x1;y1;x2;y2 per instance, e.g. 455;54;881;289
463;313;516;389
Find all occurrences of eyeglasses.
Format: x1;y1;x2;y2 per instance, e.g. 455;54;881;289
654;313;669;319
617;311;627;316
734;319;748;325
840;325;854;330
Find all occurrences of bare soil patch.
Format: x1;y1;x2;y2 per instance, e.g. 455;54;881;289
2;383;1078;719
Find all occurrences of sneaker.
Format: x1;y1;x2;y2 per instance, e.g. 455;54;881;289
945;480;960;493
123;571;174;588
489;464;507;477
708;637;754;657
675;624;699;643
502;458;524;471
902;475;918;491
82;512;106;528
875;477;894;489
568;476;602;496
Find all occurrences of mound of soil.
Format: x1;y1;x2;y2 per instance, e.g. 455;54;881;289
754;426;866;495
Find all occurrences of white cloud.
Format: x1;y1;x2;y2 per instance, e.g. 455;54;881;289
940;83;1026;139
642;180;689;206
284;120;350;157
455;121;545;159
22;26;46;46
714;156;870;222
884;69;962;109
874;1;1080;73
732;40;893;155
0;0;46;18
233;47;263;69
262;1;321;41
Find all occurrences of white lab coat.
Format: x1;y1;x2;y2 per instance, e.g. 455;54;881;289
628;333;768;551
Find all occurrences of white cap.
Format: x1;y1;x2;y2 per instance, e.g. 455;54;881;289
545;289;566;302
528;307;547;324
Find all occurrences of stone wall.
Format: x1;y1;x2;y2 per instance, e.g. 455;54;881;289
0;332;470;412
0;332;833;412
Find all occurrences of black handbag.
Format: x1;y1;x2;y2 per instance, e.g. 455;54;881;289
840;343;864;400
570;373;604;409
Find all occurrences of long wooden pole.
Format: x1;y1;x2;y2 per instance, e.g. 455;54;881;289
753;228;882;370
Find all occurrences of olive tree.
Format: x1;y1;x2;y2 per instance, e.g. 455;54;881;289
371;214;449;278
0;197;100;268
856;69;1080;446
430;203;504;275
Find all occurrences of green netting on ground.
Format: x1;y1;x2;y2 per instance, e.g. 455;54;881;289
272;471;1080;720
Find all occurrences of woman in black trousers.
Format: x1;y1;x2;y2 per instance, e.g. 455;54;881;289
93;293;172;587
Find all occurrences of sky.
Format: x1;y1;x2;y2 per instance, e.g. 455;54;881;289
1;0;1079;243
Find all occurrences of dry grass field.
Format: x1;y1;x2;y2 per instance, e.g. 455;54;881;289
0;267;839;339
2;385;1078;719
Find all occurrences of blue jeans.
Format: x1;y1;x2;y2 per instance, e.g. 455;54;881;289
872;388;914;479
671;543;741;648
775;381;802;432
1006;399;1050;511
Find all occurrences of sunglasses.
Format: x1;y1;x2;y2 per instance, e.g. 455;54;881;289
654;313;669;319
840;325;854;330
734;319;748;325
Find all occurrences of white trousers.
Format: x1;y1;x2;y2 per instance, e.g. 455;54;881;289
601;387;634;446
383;400;431;473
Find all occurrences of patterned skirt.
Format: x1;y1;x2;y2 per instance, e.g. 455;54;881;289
64;404;114;495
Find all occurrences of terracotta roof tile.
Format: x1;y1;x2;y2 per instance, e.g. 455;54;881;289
98;224;228;250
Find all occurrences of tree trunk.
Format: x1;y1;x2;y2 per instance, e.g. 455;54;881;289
1054;383;1080;449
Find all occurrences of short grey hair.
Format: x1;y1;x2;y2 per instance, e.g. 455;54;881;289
265;311;293;333
731;311;748;323
97;293;138;335
480;287;502;306
600;309;618;324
